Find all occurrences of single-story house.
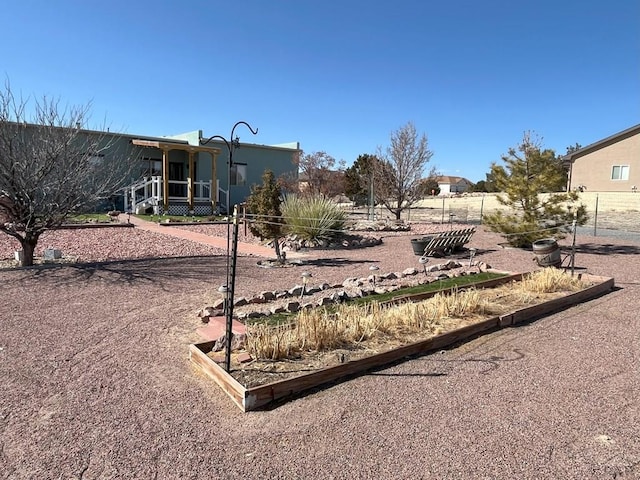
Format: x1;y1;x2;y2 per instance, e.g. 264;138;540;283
75;128;299;216
562;124;640;192
437;176;473;195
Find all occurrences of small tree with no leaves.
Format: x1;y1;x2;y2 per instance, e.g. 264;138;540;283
374;122;435;220
483;132;587;247
296;150;346;198
246;170;286;262
0;83;136;266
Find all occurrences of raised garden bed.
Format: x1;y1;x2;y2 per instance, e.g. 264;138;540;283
190;271;614;411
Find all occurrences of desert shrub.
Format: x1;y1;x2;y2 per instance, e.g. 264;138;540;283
246;170;285;261
281;194;346;241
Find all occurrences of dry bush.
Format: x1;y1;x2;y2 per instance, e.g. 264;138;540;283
246;269;588;361
518;268;585;294
247;288;488;360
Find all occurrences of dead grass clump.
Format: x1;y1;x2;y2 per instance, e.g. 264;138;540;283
247;288;488;360
246;269;588;361
518;268;586;294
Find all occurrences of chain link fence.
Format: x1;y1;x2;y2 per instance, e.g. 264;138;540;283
346;192;640;235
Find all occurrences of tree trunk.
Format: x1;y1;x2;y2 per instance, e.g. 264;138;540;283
273;237;284;263
395;210;401;220
20;234;38;267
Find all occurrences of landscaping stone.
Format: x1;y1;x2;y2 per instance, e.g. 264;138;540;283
212;299;225;310
288;285;303;296
285;301;300;313
259;291;276;301
236;353;253;363
234;297;248;307
212;333;246;352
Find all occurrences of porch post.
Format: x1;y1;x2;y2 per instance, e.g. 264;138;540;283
162;148;169;212
188;151;195;211
211;152;217;212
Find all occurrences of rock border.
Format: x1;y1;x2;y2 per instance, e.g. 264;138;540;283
197;260;492;322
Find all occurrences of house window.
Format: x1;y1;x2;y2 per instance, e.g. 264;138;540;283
140;157;162;177
611;165;629;180
230;163;247;186
88;153;105;167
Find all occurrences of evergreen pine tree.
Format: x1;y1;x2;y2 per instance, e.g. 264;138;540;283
484;132;587;248
246;170;286;262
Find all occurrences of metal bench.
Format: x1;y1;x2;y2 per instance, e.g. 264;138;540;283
423;227;476;257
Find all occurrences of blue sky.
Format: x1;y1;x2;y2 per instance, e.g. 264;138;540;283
1;0;638;182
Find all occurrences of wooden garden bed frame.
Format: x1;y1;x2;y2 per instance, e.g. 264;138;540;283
189;272;614;412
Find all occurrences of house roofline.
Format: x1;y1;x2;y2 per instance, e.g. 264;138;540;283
562;123;640;164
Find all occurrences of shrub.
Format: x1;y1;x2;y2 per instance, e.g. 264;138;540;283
246;170;285;261
281;194;346;241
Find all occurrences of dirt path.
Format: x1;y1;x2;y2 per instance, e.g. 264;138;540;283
1;228;639;479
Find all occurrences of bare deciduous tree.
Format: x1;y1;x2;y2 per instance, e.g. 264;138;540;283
374;121;435;220
296;151;346;198
0;82;137;266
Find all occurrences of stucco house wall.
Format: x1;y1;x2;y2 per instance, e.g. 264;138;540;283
564;124;640;192
437;176;472;195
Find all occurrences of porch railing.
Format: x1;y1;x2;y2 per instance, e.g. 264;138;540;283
124;176;214;213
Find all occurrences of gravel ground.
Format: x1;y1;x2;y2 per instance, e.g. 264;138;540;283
1;225;639;479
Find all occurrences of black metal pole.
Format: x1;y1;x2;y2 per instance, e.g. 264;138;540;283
571;213;577;276
201;121;258;373
225;205;240;372
593;194;599;237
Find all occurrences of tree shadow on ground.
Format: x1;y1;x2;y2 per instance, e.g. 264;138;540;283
9;255;230;290
302;258;373;267
571;243;640;256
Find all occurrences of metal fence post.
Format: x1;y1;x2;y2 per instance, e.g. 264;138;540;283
593;194;599;237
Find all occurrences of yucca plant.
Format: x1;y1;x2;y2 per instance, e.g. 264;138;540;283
281;194;346;242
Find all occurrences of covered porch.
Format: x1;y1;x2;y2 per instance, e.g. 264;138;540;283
125;139;223;216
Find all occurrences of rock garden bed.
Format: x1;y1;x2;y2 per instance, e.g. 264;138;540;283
190;269;614;411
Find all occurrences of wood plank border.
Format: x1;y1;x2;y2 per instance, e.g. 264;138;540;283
189;272;614;412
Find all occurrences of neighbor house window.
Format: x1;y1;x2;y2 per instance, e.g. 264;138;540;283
230;163;247;186
611;165;629;180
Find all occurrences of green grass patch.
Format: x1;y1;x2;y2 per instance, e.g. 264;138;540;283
247;271;506;326
133;214;227;223
68;213;111;223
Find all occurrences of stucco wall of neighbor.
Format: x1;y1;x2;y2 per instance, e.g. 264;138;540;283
439;184;452;195
570;133;640;192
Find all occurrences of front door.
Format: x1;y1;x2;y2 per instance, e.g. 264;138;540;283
169;162;186;197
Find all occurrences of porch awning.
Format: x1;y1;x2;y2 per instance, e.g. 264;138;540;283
131;139;221;155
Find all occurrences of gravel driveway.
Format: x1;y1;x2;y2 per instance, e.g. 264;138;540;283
1;225;639;479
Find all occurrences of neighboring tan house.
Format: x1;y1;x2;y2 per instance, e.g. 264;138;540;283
437;176;472;195
562;124;640;192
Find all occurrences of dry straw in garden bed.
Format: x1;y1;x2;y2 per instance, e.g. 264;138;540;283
246;269;587;361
